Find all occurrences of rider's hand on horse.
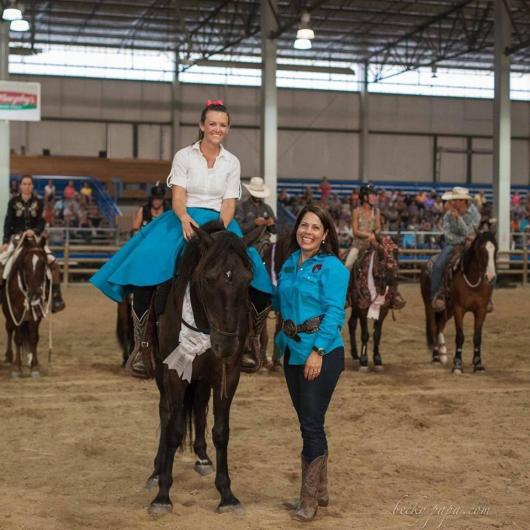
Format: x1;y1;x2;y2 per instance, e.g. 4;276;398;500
304;351;323;381
266;218;275;227
180;215;199;241
255;217;268;226
1;243;7;252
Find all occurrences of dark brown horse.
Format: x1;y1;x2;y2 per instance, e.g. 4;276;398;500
146;221;253;515
421;231;497;373
348;237;400;372
1;236;51;378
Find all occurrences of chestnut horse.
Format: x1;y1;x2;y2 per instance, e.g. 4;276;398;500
420;231;497;373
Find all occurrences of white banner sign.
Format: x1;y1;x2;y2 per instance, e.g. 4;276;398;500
0;81;41;121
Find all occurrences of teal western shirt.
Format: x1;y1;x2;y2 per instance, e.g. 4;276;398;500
274;250;349;365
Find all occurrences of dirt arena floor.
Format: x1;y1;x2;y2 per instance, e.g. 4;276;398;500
0;283;529;530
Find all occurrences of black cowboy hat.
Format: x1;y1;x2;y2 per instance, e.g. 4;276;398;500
150;181;166;198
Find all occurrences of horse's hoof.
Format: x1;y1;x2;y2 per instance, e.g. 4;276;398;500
374;364;384;372
358;365;370;373
145;476;159;490
439;355;448;364
10;371;21;379
31;370;41;379
452;367;463;375
194;462;213;476
218;502;245;516
473;364;486;373
148;502;172;516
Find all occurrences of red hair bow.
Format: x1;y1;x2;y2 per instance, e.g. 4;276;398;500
206;99;224;106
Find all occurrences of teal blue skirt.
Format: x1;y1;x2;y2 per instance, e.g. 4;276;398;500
90;207;272;302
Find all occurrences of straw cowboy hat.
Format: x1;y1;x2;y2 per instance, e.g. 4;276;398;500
441;186;473;201
244;177;271;199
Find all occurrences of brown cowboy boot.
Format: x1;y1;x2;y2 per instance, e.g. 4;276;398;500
293;454;326;522
284;453;329;511
125;308;154;379
240;302;272;372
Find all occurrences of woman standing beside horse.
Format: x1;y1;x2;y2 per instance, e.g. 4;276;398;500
90;101;272;374
275;205;349;522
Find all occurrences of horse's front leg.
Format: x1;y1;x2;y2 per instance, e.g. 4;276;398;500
372;315;384;372
4;322;14;364
149;378;187;515
472;310;487;373
147;365;170;489
348;312;359;362
12;327;23;378
452;308;465;374
358;314;370;372
193;380;213;476
212;367;243;514
29;322;40;378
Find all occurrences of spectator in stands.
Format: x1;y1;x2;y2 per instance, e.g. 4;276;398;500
319;176;332;203
236;177;276;253
80;181;93;204
131;182;170;233
9;179;18;198
349;188;360;209
519;213;530;233
44;179;56;207
511;191;521;209
54;198;64;221
278;188;291;206
63;180;76;201
302;185;314;204
64;194;81;227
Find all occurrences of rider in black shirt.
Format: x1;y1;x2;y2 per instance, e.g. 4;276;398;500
1;175;65;313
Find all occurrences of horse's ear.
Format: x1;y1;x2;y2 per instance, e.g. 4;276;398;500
191;224;213;250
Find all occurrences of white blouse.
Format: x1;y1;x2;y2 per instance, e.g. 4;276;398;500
166;141;241;212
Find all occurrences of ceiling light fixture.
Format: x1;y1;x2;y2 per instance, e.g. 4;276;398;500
296;11;315;40
10;18;30;32
2;6;22;21
294;38;312;50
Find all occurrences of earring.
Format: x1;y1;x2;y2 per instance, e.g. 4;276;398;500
321;239;325;245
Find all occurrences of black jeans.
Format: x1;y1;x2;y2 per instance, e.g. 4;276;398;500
284;346;344;462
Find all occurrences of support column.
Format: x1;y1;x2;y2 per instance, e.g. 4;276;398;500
358;62;369;182
260;0;277;213
493;0;511;253
170;49;181;157
0;22;10;243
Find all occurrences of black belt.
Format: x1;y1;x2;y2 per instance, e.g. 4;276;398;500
282;315;323;343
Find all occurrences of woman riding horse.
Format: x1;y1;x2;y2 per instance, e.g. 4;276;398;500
90;101;272;375
0;174;65;313
345;184;405;310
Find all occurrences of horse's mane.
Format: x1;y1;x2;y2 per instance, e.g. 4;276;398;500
462;230;497;272
176;221;252;289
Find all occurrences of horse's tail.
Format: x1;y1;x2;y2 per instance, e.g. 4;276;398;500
420;268;434;349
116;298;133;361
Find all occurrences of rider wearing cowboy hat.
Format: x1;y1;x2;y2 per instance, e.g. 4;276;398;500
431;186;481;312
236;177;277;370
236;177;277;245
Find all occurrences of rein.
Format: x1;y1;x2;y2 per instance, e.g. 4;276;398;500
460;239;494;289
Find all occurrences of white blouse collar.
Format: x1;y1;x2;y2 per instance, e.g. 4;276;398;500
191;141;228;160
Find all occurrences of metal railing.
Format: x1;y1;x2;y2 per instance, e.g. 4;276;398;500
47;227;529;286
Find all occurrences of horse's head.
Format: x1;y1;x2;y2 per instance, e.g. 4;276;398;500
468;230;497;284
191;223;253;360
15;236;48;305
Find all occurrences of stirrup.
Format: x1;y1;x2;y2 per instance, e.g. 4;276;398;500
431;297;446;313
